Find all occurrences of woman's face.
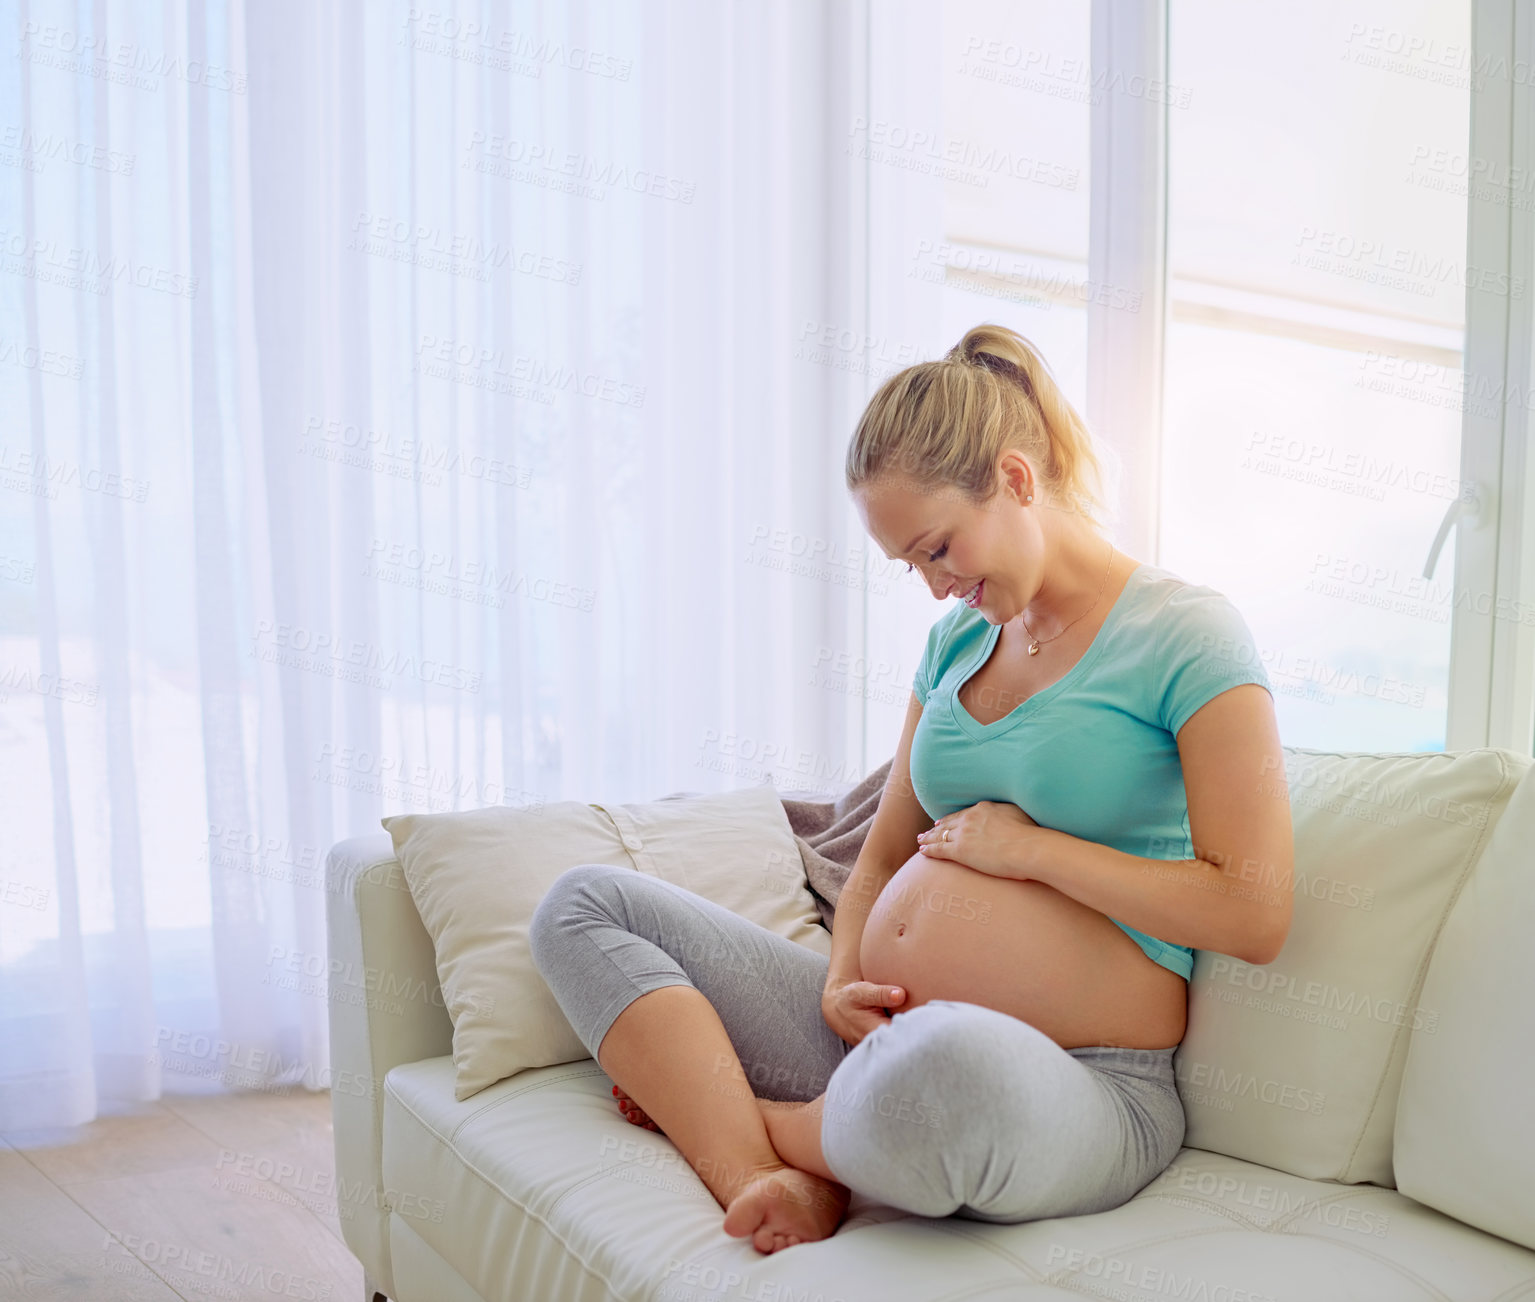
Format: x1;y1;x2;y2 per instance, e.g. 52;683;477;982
854;461;1037;621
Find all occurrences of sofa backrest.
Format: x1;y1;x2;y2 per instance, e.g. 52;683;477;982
1173;746;1529;1189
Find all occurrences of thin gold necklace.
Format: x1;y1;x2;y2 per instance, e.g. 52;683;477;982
1020;539;1116;656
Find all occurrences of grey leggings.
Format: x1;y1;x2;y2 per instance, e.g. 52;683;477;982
528;863;1186;1223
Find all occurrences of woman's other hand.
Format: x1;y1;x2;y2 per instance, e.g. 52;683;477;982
821;973;906;1047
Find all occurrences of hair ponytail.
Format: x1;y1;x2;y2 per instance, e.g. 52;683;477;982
845;322;1110;530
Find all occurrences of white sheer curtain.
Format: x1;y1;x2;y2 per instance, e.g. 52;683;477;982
0;0;873;1128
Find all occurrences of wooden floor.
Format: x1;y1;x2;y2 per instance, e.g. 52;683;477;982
0;1088;362;1301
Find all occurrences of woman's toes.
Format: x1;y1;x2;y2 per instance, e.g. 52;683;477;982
613;1088;663;1133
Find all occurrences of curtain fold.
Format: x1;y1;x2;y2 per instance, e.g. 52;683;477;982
0;0;873;1127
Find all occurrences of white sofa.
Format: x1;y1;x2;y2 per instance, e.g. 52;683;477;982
325;746;1535;1302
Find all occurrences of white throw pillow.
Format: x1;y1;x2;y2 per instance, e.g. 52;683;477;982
382;783;831;1101
1392;750;1535;1249
1174;746;1522;1185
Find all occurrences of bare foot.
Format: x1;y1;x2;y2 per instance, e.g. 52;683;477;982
722;1162;850;1254
611;1084;661;1133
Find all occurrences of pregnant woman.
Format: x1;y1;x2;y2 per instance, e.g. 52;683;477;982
529;323;1294;1255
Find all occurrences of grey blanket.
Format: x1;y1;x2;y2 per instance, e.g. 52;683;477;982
777;758;894;931
659;760;896;930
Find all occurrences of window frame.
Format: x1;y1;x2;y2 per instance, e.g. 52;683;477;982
1450;0;1535;751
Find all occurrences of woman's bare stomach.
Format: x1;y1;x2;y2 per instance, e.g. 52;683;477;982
858;849;1188;1050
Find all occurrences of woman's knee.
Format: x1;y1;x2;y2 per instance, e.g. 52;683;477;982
819;1002;1021;1217
825;1006;985;1127
528;863;628;963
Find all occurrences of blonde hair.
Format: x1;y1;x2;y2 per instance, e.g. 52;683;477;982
844;323;1110;531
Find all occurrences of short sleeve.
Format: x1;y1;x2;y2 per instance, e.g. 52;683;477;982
912;611;952;702
1154;584;1274;737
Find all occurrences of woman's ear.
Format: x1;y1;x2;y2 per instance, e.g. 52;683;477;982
997;448;1034;506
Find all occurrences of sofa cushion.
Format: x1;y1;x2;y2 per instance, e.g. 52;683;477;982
1174;747;1522;1186
379;1054;1535;1302
1393;750;1535;1250
381;783;830;1101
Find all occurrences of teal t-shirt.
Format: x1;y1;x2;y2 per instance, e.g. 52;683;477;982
908;562;1274;981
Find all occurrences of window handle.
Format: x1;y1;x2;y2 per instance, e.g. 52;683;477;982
1423;485;1483;581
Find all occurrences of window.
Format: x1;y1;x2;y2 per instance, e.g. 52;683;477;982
856;0;1531;765
1163;0;1472;750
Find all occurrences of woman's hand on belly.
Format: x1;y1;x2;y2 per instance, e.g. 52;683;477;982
915;800;1041;880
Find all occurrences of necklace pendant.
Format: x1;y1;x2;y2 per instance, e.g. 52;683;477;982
1027;640;1041;655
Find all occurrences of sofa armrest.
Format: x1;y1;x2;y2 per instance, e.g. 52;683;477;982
325;832;453;1300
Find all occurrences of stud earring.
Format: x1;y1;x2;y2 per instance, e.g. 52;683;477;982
1025;494;1033;503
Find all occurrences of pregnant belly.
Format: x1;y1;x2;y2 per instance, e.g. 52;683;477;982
859;849;1188;1050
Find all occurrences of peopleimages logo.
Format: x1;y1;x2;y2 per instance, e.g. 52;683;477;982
1044;1244;1277;1302
149;1027;379;1099
1153;1160;1391;1237
0;227;198;298
18;21;248;93
848;116;1080;190
212;1149;446;1223
401;9;633;80
101;1234;328;1299
0;338;85;378
347;212;582;285
462;132;694;203
248;619;483;693
1206;958;1439;1033
1175;1058;1326;1115
1293;226;1522;297
0;125;136;173
412;333;646;407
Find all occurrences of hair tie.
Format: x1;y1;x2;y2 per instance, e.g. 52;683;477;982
968;348;1035;401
